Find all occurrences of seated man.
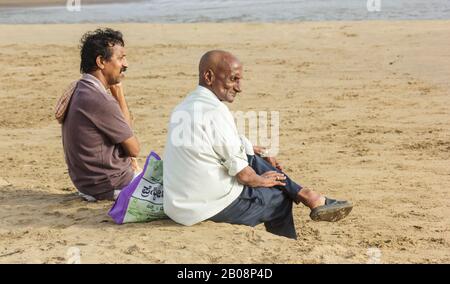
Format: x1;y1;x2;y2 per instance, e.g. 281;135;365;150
163;50;353;239
59;28;140;201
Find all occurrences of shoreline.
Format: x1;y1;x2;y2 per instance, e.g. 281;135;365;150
0;19;448;25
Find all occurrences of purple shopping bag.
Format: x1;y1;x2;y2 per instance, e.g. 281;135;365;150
108;151;167;224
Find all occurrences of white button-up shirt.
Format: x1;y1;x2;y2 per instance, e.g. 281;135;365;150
163;86;254;226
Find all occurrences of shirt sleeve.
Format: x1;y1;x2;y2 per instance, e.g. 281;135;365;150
87;99;133;144
239;135;255;155
209;115;249;177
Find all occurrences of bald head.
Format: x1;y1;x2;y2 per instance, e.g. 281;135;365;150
199;50;237;76
198;50;243;103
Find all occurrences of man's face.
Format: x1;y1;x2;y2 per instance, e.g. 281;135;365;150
102;44;127;86
211;59;242;103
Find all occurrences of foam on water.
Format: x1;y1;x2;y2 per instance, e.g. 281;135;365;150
0;0;449;24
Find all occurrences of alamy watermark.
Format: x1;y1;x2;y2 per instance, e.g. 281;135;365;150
169;104;279;156
367;0;381;12
66;0;81;12
66;246;81;264
366;247;382;264
234;110;279;156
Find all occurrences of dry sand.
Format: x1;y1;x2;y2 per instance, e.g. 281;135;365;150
0;21;449;263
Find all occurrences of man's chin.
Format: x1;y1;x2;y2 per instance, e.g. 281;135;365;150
227;95;237;103
115;73;125;83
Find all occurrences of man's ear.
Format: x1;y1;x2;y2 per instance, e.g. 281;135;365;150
95;55;105;70
204;69;215;86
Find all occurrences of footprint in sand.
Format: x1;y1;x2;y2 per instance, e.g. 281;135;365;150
0;177;11;187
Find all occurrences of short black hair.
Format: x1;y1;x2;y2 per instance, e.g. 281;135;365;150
79;28;124;74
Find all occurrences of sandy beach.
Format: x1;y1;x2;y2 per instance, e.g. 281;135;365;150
0;21;449;263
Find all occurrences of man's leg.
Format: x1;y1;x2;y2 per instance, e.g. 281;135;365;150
248;154;353;221
248;154;324;207
210;186;297;239
247;154;302;203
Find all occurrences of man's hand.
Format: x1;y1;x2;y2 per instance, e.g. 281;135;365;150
109;82;133;128
253;145;267;156
260;171;286;187
131;157;142;173
253;146;284;172
109;82;124;102
236;167;286;188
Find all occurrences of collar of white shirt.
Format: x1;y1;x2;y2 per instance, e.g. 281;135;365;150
195;85;222;102
193;85;255;156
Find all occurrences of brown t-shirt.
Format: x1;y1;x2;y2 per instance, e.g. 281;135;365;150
62;75;134;199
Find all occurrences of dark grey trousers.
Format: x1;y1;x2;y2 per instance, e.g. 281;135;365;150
209;155;302;239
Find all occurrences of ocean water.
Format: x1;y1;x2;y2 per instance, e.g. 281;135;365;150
1;0;450;24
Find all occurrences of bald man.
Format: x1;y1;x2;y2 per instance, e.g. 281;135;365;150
163;50;352;239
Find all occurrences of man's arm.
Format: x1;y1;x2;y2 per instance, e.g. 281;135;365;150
121;136;140;158
236;166;286;188
110;83;132;127
110;83;140;157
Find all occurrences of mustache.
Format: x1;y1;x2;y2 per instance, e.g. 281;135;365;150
121;66;128;73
